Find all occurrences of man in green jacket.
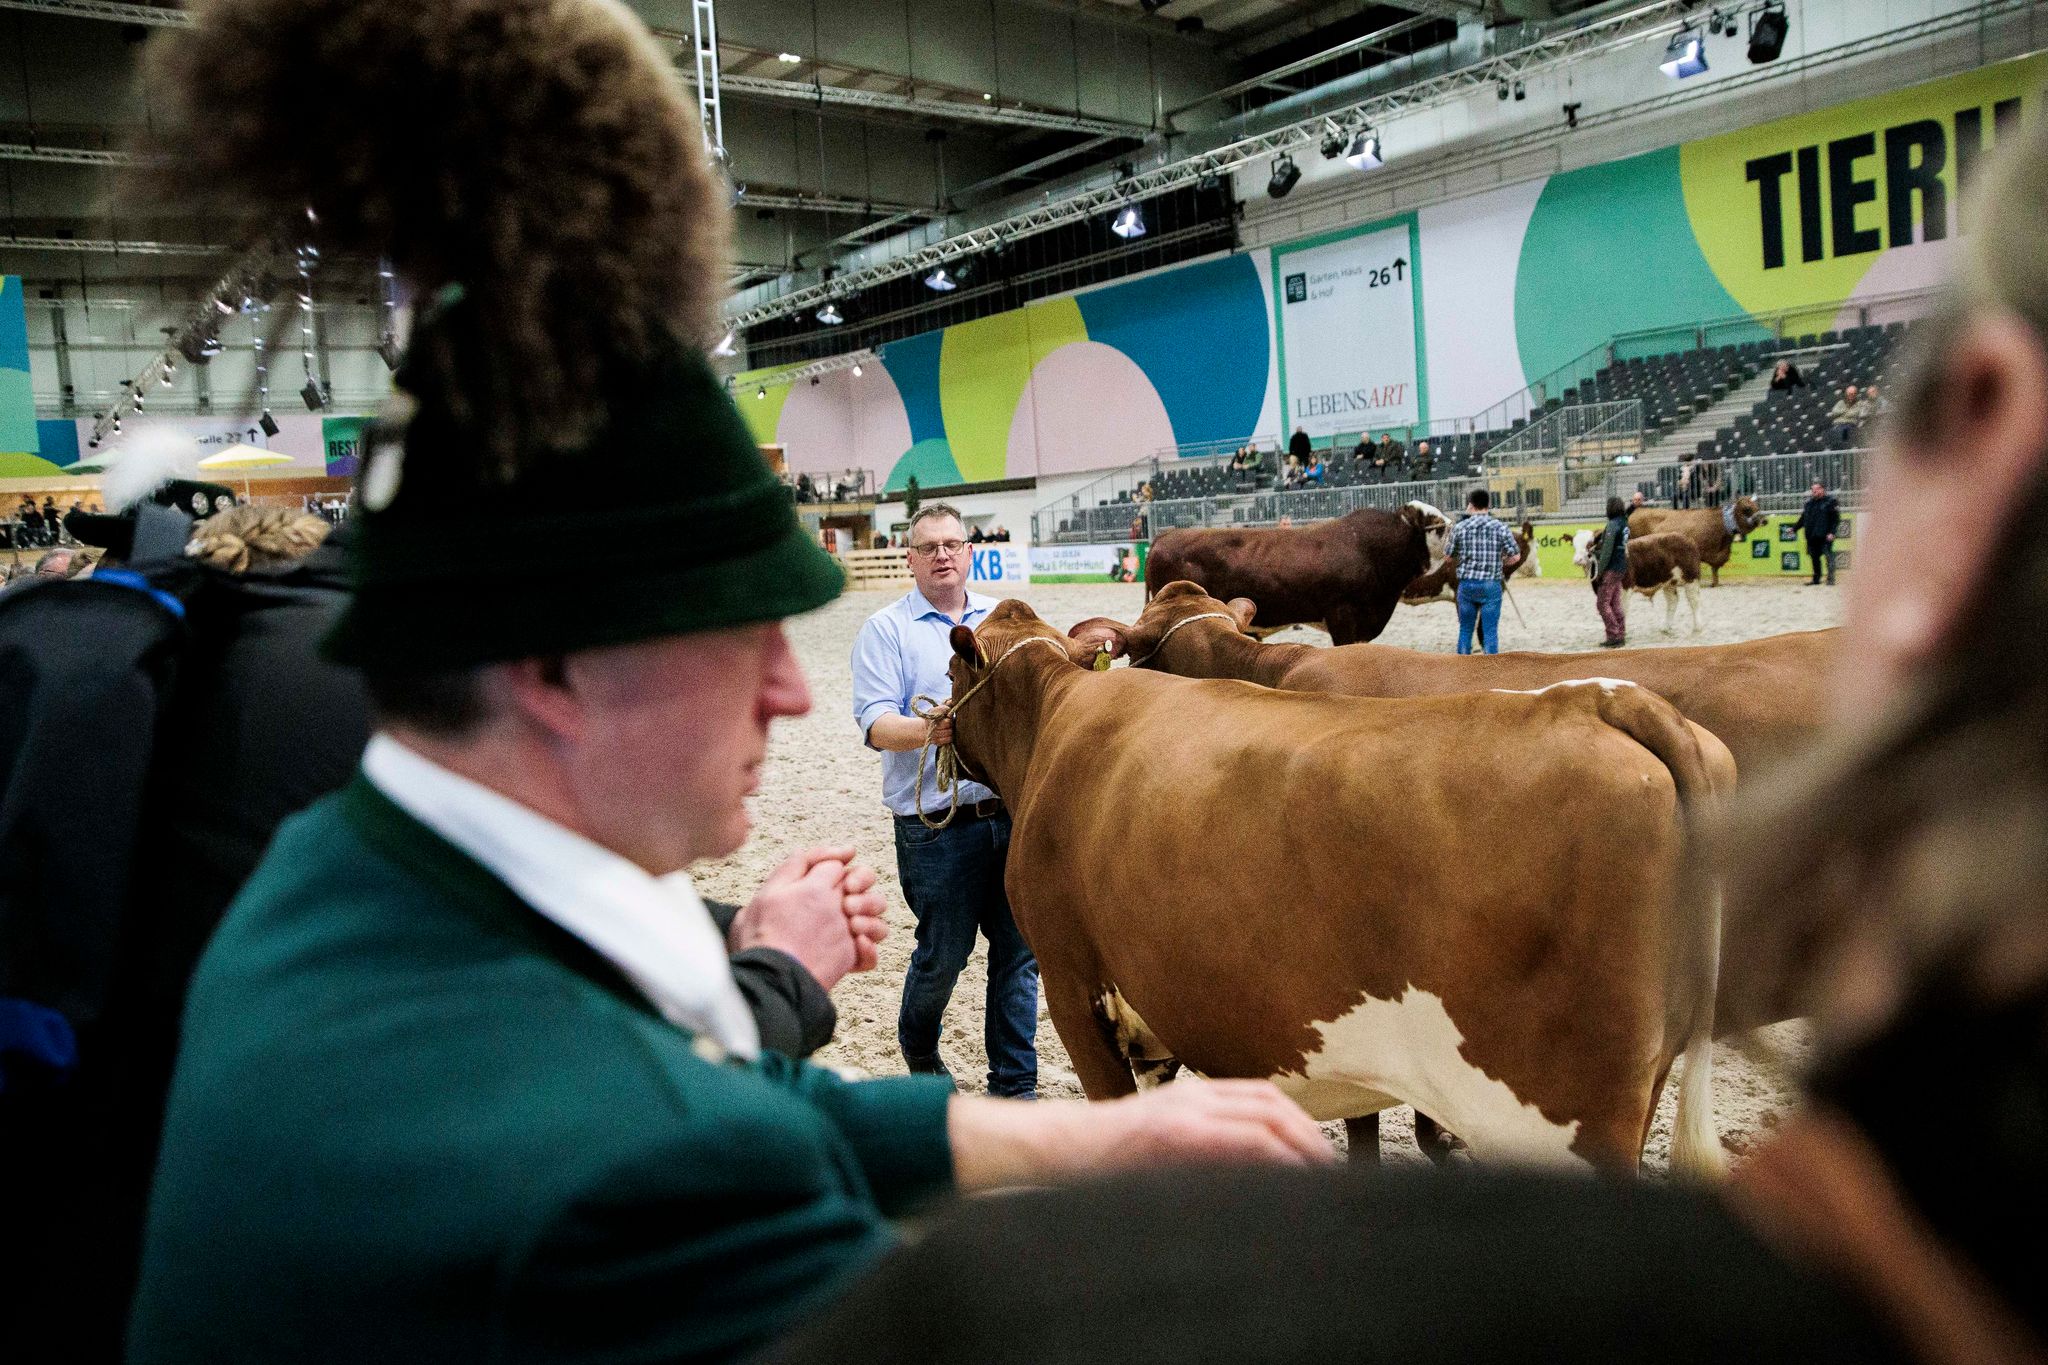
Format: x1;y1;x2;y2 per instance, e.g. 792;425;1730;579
126;290;1327;1364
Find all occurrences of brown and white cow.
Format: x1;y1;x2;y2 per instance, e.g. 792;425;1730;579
944;598;1732;1175
1143;502;1449;645
1573;528;1704;635
1629;497;1765;586
1078;580;1830;785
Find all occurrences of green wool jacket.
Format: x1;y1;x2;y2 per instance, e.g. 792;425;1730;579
127;777;955;1364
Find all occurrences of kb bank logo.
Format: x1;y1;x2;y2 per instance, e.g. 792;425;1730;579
970;548;1012;582
1284;272;1307;304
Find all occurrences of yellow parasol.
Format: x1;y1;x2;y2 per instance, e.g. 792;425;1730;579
197;447;295;498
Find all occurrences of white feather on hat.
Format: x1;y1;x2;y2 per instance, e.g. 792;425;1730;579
101;427;204;512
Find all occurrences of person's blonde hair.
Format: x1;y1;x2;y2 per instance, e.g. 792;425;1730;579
1714;110;2048;1049
184;505;332;574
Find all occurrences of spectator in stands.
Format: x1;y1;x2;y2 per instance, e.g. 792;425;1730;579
1289;425;1311;463
1350;435;1370;462
32;548;74;579
1770;360;1806;391
1413;439;1434;473
1676;457;1697;509
1699;459;1725;508
968;525;986;544
1590;495;1630;648
1864;383;1890;416
993;526;1011;543
1792;480;1841;587
1282;456;1305;490
43;498;60;542
1305;454;1326;487
1444;488;1522;656
20;498;44;547
1829;384;1872;447
796;473;816;503
1377;433;1401;463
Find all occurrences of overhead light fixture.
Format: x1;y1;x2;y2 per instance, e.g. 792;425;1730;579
1748;2;1788;63
259;411;280;437
981;92;993;101
377;336;403;371
159;365;174;386
809;376;820;386
924;265;957;292
816;301;844;325
1659;27;1708;78
1345;129;1383;170
1319;122;1345;160
1267;153;1301;200
1497;80;1510;101
852;362;863;377
301;379;325;411
213;296;235;315
713;329;738;357
756;385;767;399
778;51;801;62
1513;79;1526;101
1110;202;1147;239
1563;101;1582;130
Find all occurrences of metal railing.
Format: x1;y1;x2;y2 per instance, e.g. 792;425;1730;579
1483;400;1643;469
786;468;878;503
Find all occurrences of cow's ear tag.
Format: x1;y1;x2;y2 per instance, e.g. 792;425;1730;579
1092;648;1113;671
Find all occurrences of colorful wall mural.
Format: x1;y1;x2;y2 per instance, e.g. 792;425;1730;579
0;276;47;477
742;53;2041;495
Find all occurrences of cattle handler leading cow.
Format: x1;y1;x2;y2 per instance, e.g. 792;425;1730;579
1445;487;1524;654
853;502;1040;1097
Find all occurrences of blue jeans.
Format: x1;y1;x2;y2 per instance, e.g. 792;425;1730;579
1456;579;1503;654
894;811;1039;1097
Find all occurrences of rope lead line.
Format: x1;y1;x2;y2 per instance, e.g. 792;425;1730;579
1125;610;1236;667
910;635;1075;831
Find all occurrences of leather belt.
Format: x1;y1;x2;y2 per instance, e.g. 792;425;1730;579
902;797;1004;824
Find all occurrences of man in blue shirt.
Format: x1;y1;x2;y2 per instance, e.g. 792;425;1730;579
1444;488;1523;655
851;503;1038;1097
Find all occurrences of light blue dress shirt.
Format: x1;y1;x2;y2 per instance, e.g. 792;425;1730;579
851;585;998;818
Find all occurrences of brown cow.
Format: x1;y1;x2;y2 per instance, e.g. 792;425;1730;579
1629;497;1765;586
1573;528;1704;635
1073;582;1829;1161
1400;518;1537;606
1143;502;1449;645
944;598;1732;1175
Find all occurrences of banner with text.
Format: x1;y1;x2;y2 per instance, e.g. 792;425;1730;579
1274;218;1422;440
967;544;1031;587
1027;541;1147;584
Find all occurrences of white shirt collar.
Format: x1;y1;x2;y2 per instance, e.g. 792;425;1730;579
361;734;761;1059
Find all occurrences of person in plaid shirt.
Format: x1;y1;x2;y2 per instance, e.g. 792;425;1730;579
1444;488;1523;655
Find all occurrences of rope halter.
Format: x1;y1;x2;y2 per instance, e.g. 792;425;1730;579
1125;611;1239;667
910;633;1077;831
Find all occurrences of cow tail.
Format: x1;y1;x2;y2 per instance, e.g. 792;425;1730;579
1590;685;1731;1180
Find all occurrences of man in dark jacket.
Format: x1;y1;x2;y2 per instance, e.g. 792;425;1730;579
1289;425;1312;462
1792;480;1842;585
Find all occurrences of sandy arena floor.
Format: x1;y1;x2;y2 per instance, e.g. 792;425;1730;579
693;577;1846;1170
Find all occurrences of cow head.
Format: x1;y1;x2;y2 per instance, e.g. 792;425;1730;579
1402;500;1451;562
1570;528;1597;577
1731;496;1764;537
947;600;1104;698
1068;580;1255;670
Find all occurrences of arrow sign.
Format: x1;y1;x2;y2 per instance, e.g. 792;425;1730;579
1391;257;1407;281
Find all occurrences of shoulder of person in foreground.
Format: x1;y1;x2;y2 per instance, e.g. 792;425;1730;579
136;788;951;1363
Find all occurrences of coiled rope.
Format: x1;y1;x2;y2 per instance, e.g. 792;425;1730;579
910;635;1077;830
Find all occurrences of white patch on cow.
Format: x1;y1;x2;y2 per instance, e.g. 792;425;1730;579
1570;527;1595;567
1407;499;1450;562
1097;985;1176;1088
1490;677;1638;696
1275;987;1588;1169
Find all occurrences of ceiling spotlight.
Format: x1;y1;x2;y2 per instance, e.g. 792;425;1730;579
213;297;235;315
1563;101;1582;130
809;376;820;386
1267;153;1301;200
777;51;801;62
1513;79;1526;101
1345;130;1383;171
756;385;767;399
981;92;993;101
259;411;280;438
713;329;738;357
377;336;403;371
924;265;958;292
1319;122;1346;160
301;379;325;411
160;366;174;386
1659;27;1708;78
816;301;844;325
1497;80;1510;101
1748;1;1788;63
1110;202;1147;239
1196;172;1222;192
852;362;864;377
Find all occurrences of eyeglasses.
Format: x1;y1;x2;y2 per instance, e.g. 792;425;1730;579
908;540;968;559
